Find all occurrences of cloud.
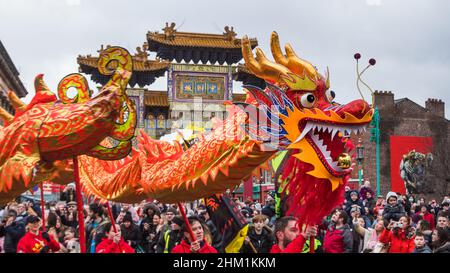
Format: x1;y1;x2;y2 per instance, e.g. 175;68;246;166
0;0;449;117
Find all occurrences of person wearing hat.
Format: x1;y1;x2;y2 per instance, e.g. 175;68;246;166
345;191;365;216
382;192;406;222
60;201;78;229
171;216;217;253
60;184;76;203
16;215;60;253
139;203;160;252
120;212;142;251
156;215;183;253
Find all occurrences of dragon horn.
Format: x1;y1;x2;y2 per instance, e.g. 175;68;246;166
7;91;26;109
34;74;54;95
270;31;289;67
0;106;13;123
271;31;318;80
241;35;294;85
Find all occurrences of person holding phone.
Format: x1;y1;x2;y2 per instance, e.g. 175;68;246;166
379;216;415;253
0;209;26;253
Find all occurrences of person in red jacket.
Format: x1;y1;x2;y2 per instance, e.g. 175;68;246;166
379;215;415;253
17;215;61;253
96;222;134;253
416;205;435;230
171;216;217;253
323;209;353;253
270;216;318;253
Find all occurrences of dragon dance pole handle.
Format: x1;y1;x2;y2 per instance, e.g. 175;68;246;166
177;202;196;243
310;236;315;253
105;202;117;233
73;157;86;253
39;182;46;232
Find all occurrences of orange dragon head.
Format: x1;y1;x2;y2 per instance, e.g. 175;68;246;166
241;32;374;192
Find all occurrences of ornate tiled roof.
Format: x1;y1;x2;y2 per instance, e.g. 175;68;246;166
77;44;170;87
144;91;169;107
147;23;257;49
147;31;257;49
77;56;170;72
147;23;258;64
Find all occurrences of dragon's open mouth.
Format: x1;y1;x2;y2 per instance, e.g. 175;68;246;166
297;121;368;176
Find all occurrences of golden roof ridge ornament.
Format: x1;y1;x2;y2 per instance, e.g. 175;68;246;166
163;22;177;39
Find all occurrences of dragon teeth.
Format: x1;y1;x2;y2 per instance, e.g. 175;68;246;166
294;123;314;143
295;122;368;143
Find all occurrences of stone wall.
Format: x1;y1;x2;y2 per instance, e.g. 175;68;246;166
351;91;450;200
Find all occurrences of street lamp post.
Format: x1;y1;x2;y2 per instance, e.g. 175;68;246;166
356;138;365;186
370;107;381;196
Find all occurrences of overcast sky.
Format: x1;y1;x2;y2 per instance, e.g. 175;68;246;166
0;0;449;118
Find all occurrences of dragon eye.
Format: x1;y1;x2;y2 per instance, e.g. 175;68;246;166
300;93;316;108
326;90;336;103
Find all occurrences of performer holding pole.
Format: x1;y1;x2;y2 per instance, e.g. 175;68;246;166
177;202;196;242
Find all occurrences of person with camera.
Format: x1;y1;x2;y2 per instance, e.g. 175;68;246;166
59;201;78;229
378;215;415;253
0;209;26;253
60;184;76;203
16;215;60;253
171;215;218;253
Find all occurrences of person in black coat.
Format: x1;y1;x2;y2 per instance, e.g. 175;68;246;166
120;213;142;251
197;206;223;252
0;210;26;253
382;192;406;222
60;184;76;203
241;215;275;253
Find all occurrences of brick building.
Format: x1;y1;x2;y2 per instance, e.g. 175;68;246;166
353;91;450;200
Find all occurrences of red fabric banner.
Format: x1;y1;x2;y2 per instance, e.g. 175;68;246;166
389;136;433;194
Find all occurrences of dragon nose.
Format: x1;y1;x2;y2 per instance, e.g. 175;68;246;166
335;99;371;119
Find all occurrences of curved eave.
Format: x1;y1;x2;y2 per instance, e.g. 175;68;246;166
78;63;167;88
233;68;266;89
147;35;258;65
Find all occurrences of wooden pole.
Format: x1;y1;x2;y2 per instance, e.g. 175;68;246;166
248;240;258;253
310;236;315;253
177;202;196;242
104;202;117;233
39;182;46;232
73;157;86;253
